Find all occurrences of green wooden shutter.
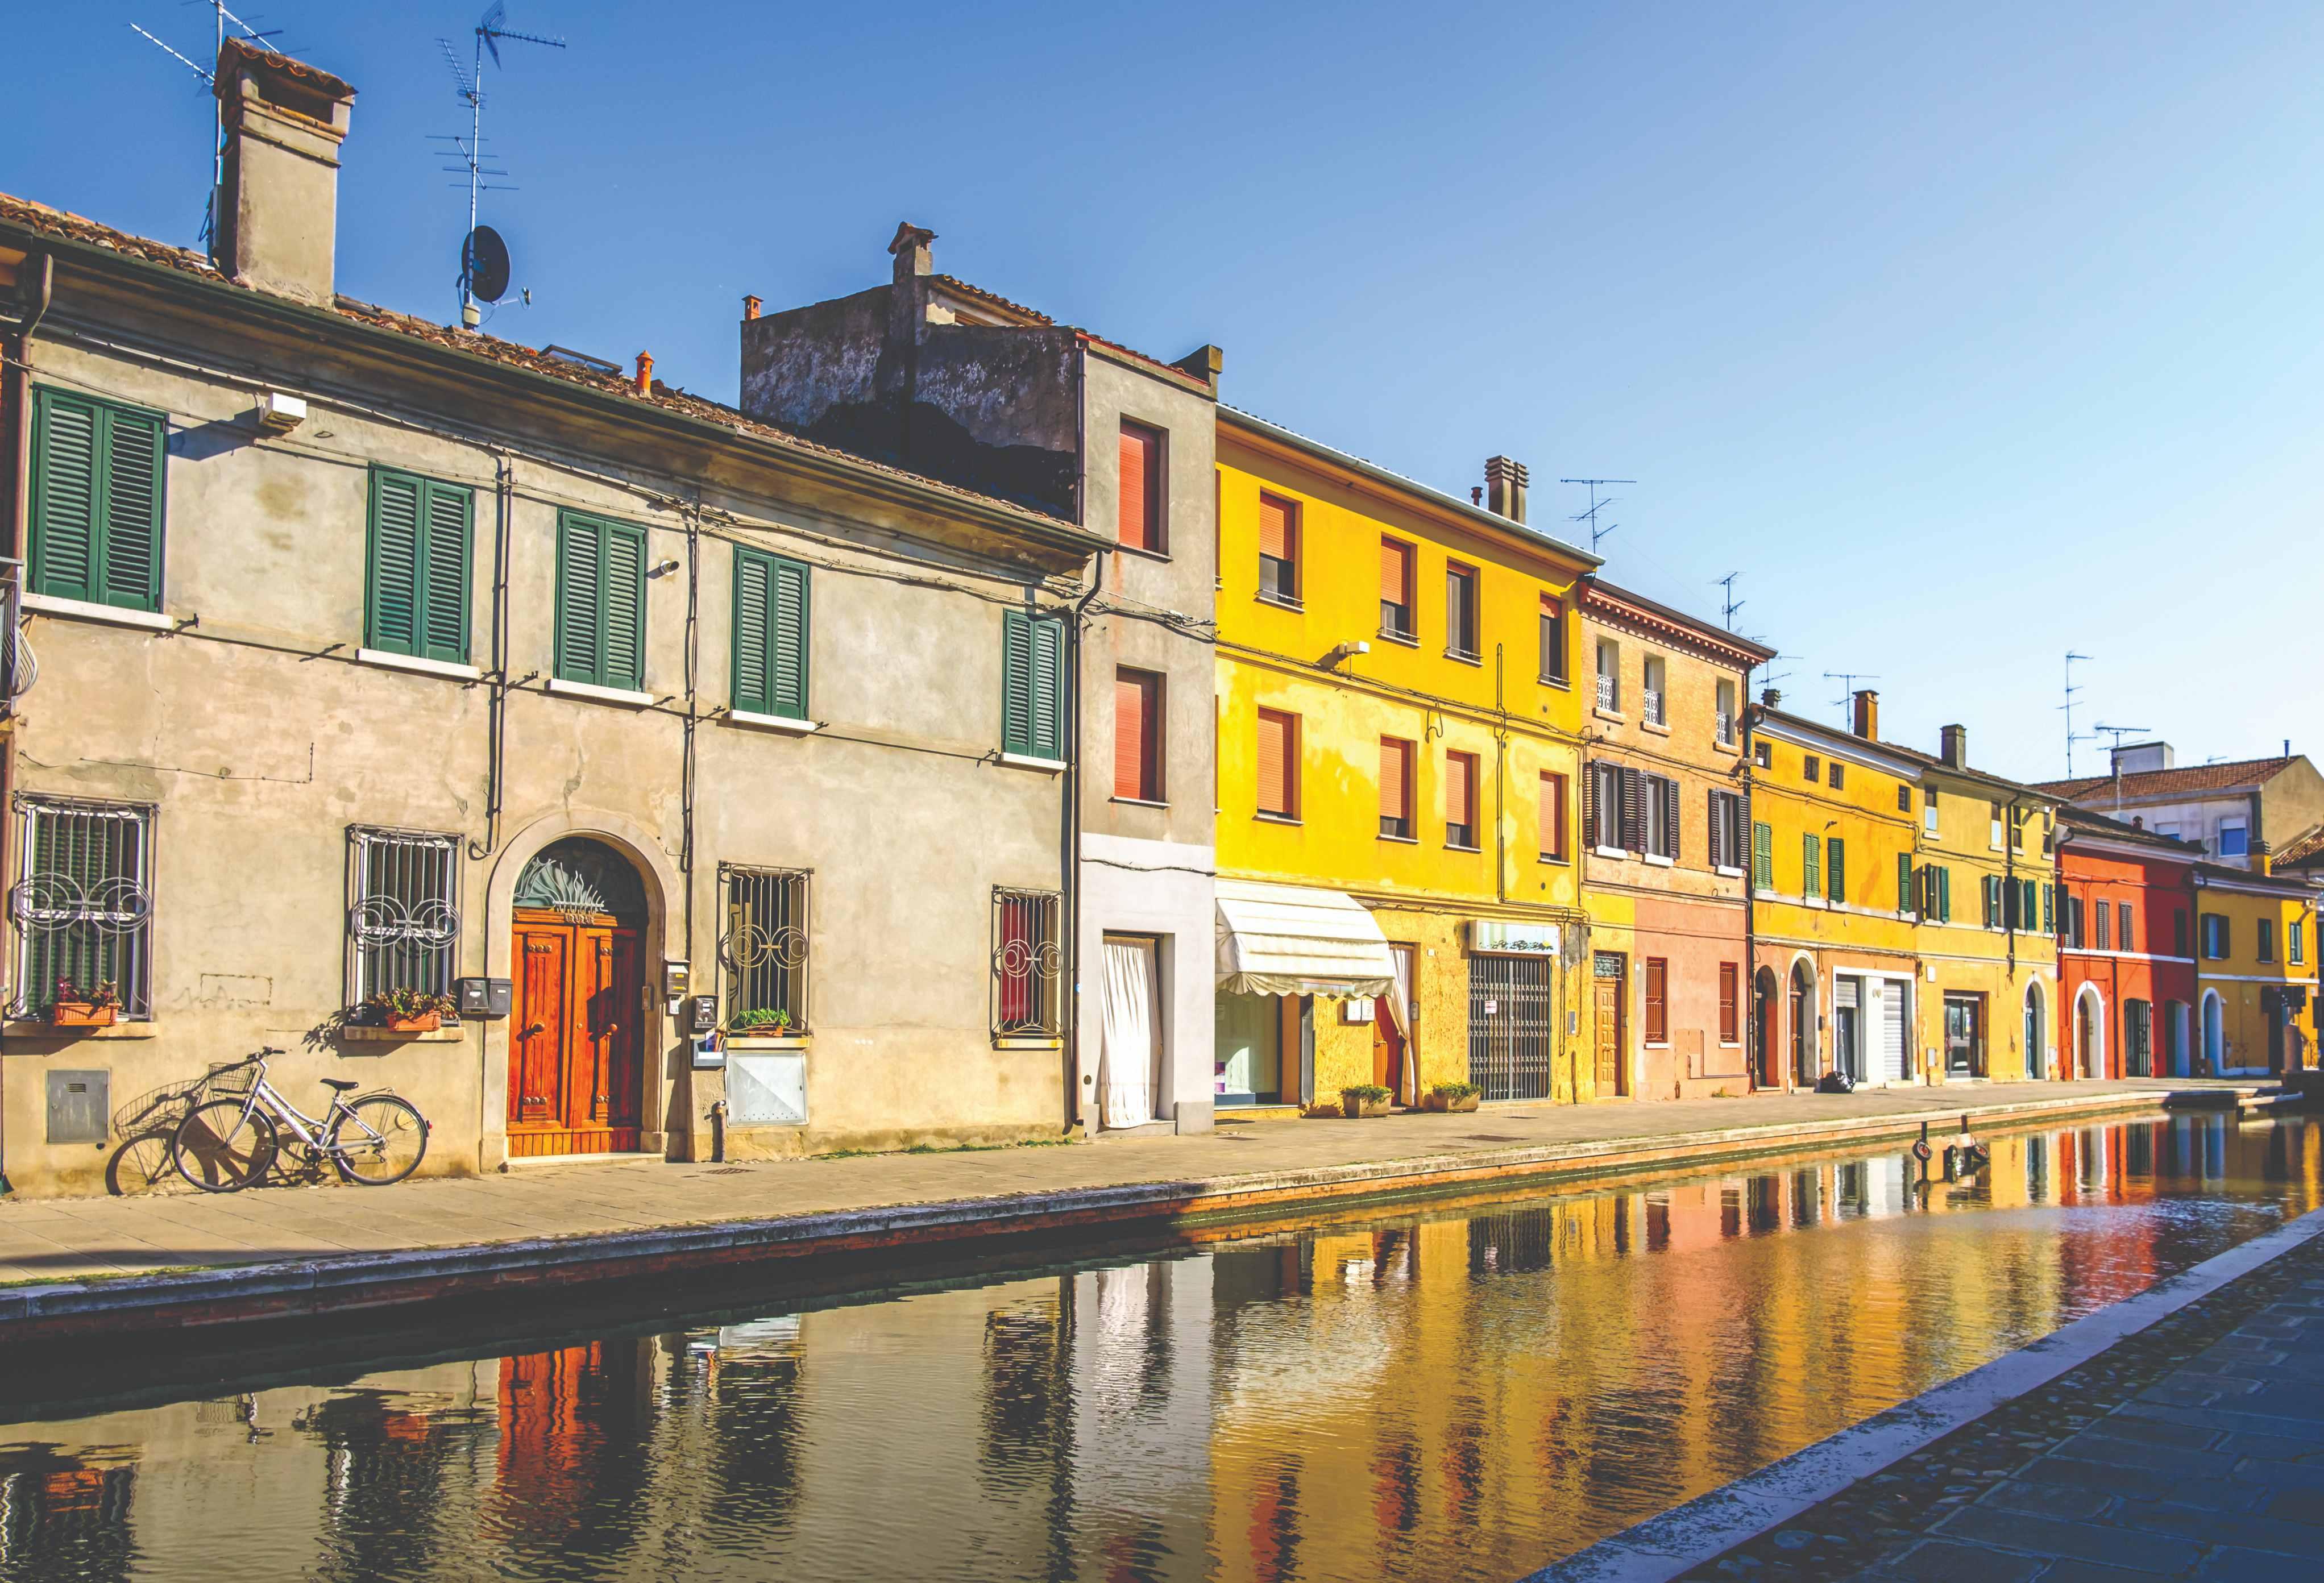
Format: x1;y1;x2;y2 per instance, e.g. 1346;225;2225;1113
732;550;774;715
29;389;165;612
1827;838;1845;904
769;555;809;720
1028;613;1064;760
1938;866;1952;921
1001;610;1034;755
1803;833;1820;899
1753;821;1772;890
1898;852;1914;913
602;521;645;689
418;480;471;663
2022;879;2039;932
367;470;422;655
557;513;604;683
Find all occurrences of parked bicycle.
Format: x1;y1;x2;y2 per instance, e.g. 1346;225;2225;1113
173;1047;429;1192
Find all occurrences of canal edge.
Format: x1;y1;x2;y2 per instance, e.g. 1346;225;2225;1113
1517;1204;2324;1583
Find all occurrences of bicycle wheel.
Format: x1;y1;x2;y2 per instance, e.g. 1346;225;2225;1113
174;1099;277;1193
330;1094;429;1186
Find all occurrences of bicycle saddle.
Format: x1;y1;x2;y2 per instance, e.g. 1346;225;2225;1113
321;1077;360;1092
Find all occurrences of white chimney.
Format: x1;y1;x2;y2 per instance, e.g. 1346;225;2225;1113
212;40;356;306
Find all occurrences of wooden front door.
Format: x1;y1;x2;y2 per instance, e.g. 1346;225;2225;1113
509;911;644;1156
1592;953;1625;1096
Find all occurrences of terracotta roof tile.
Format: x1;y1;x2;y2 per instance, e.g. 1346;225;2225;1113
2032;757;2295;800
929;272;1210;391
216;38;355;101
0;192;1081;533
2276;826;2324;869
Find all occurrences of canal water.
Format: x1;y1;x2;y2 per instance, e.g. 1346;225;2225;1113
4;1112;2319;1583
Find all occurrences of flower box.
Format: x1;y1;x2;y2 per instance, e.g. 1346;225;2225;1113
1340;1088;1392;1119
1422;1091;1480;1113
383;1013;441;1034
49;1001;118;1029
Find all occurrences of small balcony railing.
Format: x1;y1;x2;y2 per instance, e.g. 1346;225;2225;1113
1596;674;1616;711
1641;688;1665;726
1715;709;1734;745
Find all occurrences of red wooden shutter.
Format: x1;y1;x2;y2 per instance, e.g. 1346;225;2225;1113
1380;538;1410;603
1719;962;1740;1044
1257;709;1294;816
1259;493;1294;561
1380;737;1409;824
1114;669;1154;800
1445;751;1474;826
1540;772;1564;859
1118;423;1159;552
1645;958;1668;1044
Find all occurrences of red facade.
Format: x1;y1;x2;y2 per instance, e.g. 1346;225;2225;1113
2055;815;2198;1079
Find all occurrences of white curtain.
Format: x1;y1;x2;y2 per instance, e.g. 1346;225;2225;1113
1101;938;1159;1128
1387;948;1417;1104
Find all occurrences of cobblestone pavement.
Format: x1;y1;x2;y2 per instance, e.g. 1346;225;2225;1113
1682;1228;2324;1582
0;1078;2219;1289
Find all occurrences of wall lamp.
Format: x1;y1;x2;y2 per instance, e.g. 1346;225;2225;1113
1322;639;1370;670
647;558;683;579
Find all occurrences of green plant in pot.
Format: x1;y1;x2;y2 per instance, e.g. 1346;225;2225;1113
47;976;121;1028
358;987;457;1032
730;1008;795;1036
1340;1082;1392;1119
1424;1081;1481;1113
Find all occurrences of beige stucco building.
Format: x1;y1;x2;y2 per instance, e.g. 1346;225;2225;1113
0;43;1112;1196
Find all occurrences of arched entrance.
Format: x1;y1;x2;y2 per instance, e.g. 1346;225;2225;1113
2025;982;2047;1079
2202;991;2225;1075
508;838;649;1157
2074;987;2103;1079
1790;962;1816;1086
1754;967;1781;1088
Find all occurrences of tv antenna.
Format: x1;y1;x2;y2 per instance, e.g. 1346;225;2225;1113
2060;651;2091;778
433;3;565;327
1824;671;1880;724
1756;654;1798;706
2093;723;2147;759
1562;478;1633;553
128;3;284;248
1713;572;1744;630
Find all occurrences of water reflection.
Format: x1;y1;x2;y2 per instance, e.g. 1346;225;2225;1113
4;1113;2318;1583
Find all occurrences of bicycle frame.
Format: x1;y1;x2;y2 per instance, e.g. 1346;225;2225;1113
216;1066;389;1161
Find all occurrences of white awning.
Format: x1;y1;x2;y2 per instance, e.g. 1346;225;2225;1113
1215;879;1397;998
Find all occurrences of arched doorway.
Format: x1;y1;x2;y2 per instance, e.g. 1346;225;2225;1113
1754;967;1780;1088
1790;962;1816;1086
508;838;649;1157
2202;991;2225;1075
2075;987;2103;1079
2025;982;2047;1079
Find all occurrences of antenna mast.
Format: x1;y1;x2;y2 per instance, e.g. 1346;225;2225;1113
1823;671;1881;725
435;3;564;327
128;2;282;249
1561;477;1634;554
1713;572;1744;631
2061;651;2091;778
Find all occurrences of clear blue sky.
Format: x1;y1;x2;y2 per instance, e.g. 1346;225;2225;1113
10;3;2319;782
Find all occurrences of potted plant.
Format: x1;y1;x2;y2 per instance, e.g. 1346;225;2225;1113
1423;1081;1481;1113
358;987;457;1033
1340;1083;1392;1119
46;977;120;1029
729;1008;795;1036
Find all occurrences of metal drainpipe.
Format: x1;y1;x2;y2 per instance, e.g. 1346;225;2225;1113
1063;347;1092;1136
2;254;52;1080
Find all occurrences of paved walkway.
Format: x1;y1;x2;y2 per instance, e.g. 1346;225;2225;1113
1675;1215;2324;1582
0;1079;2237;1294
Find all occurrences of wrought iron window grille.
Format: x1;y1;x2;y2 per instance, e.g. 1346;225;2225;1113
11;796;155;1019
347;826;462;1004
991;886;1063;1037
720;863;811;1032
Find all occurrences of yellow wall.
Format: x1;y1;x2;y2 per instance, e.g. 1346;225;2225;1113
1748;725;1920;963
1215;423;1596;1102
2193;879;2321;1073
1911;770;2061;1082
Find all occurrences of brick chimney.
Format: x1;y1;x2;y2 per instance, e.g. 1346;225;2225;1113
1940;724;1968;768
212;40;355;306
1485;456;1528;524
889;221;936;285
1851;689;1879;739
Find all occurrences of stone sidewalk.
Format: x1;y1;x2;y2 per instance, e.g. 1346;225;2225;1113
1676;1215;2324;1582
0;1078;2214;1287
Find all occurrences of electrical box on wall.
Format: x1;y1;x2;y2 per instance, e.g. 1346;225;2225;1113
455;977;512;1019
687;995;719;1035
663;959;691;1007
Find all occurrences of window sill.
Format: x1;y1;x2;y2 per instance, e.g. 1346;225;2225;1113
1115;543;1172;564
1718;1040;1744;1050
1713;739;1741;756
341;1024;465;1044
1538;853;1570;865
1539;675;1570;690
1445;649;1482;667
1593;707;1625;724
1641;719;1671;736
1445;841;1483;854
998;752;1068;774
1255;812;1302;825
726;710;821;736
22;593;176;632
549;678;654;708
1593;845;1628;859
1643;853;1674;868
1379;832;1418;845
1376;628;1418;648
1644;1041;1671;1050
725;1034;810;1050
994;1034;1064;1051
3;1020;161;1040
358;648;483;683
1254;592;1304;612
1110;796;1169;809
1804;896;1829;910
1715;865;1745;878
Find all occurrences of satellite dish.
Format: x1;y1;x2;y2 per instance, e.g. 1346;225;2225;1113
462;226;511;304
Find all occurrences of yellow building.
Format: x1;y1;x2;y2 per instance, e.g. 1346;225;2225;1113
1213;419;1598;1109
1891;722;2062;1083
1745;695;1924;1089
2190;860;2319;1075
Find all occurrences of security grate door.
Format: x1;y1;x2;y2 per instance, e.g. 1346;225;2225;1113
1468;954;1553;1100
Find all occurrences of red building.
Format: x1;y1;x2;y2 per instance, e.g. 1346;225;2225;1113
2054;807;2200;1079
